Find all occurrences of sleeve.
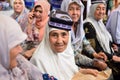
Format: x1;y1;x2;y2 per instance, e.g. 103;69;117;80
106;11;118;33
0;65;10;80
82;37;96;58
83;22;103;52
75;52;94;67
106;14;112;32
17;55;43;80
84;22;96;39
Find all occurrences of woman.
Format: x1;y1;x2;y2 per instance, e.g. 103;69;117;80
84;0;120;63
30;9;103;80
22;0;50;59
83;0;120;79
26;0;50;42
61;0;107;70
0;14;57;80
11;0;29;31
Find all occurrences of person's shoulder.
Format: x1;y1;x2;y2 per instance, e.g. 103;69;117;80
84;22;92;25
83;22;93;28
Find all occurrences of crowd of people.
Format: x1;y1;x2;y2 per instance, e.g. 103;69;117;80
0;0;120;80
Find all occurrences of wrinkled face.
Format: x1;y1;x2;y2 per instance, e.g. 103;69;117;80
49;30;69;53
14;0;23;14
68;2;81;22
94;3;106;20
10;45;23;68
34;6;43;22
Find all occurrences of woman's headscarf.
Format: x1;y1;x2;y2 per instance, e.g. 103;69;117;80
11;0;29;31
61;0;85;52
33;0;50;42
34;0;50;18
0;14;27;79
84;2;113;54
30;10;78;80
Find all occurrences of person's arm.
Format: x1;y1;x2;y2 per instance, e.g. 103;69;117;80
82;37;96;58
26;11;34;35
79;68;98;77
82;36;107;61
75;52;94;67
23;48;36;60
17;55;57;80
83;22;108;61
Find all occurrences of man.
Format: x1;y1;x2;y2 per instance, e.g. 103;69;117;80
106;3;120;52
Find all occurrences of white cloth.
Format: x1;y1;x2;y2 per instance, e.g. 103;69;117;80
86;0;91;17
0;14;27;80
84;3;113;54
30;24;78;80
0;14;44;80
0;64;10;79
61;0;85;51
0;14;27;69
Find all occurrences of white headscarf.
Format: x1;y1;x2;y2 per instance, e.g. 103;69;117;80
30;24;78;80
0;14;27;79
84;3;113;54
86;0;91;17
61;0;85;51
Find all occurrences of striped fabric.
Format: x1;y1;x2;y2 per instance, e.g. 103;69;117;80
91;0;106;4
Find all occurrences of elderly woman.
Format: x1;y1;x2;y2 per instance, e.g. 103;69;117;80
21;0;50;59
61;0;107;70
11;0;29;31
84;0;120;63
83;0;120;79
30;9;103;80
0;14;57;80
